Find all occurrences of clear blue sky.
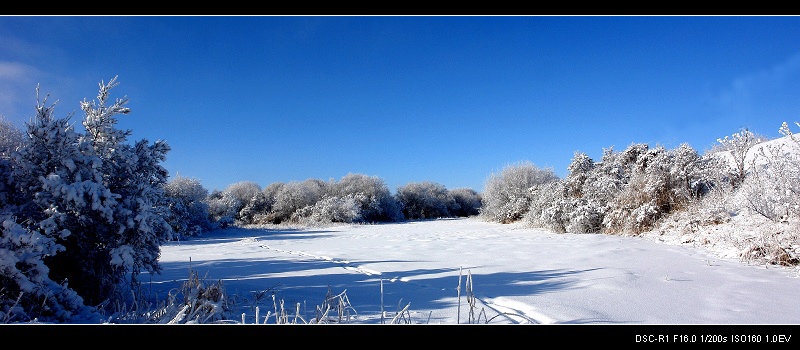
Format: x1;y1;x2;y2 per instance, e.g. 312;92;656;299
2;16;800;193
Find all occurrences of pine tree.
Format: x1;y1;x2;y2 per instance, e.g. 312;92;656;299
7;77;172;313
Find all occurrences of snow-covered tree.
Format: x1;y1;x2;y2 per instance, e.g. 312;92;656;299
334;173;403;222
240;174;403;226
164;175;212;237
714;128;764;188
244;182;285;224
225;181;262;222
270;179;328;224
742;122;800;223
449;187;482;217
564;151;594;199
0;217;98;323
291;194;364;225
0;117;24;207
524;180;572;232
0;116;24;158
480;161;559;224
5;78;173;314
596;143;715;234
206;189;240;227
396;181;457;220
206;181;266;226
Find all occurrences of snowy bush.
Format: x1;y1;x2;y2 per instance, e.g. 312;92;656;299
558;151;606;233
206;181;266;226
164;175;212;238
599;143;712;234
0;118;24;206
269;179;329;224
239;190;271;225
449;188;482;217
564;151;594;198
523;180;571;232
226;181;262;222
712;128;765;188
334;173;404;223
0;116;24;158
396;181;458;220
244;182;285;224
206;189;240;227
743;123;800;222
1;78;173;320
565;199;605;234
600;145;666;234
291;194;364;226
532;143;717;235
480;161;559;224
237;174;403;226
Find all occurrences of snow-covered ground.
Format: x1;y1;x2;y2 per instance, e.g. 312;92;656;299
148;217;800;325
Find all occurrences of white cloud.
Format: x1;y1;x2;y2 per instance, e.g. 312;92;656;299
0;61;45;123
716;53;800;108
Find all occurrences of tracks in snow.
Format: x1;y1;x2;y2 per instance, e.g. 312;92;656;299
251;237;552;324
257;240;383;277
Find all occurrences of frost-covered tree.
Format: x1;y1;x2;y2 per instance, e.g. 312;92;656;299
206;190;239;228
564;151;594;199
291;194;363;225
245;174;403;226
239;190;270;225
396;181;458;220
225;181;262;221
206;181;266;226
602;145;668;234
244;182;285;224
0;117;24;158
593;143;714;234
334;173;403;222
0;117;24;207
527;142;716;235
1;108;98;322
0;217;100;323
164;175;212;237
742;122;800;223
449;187;482;217
76;77;172;305
523;180;571;232
270;179;328;224
714;128;764;188
209;180;271;225
6;78;172;313
480;161;559;224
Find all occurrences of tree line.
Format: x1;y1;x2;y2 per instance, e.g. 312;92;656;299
2;77;797;323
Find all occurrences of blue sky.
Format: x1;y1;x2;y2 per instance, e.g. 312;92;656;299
2;16;800;193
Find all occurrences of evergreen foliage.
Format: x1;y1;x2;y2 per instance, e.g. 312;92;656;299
0;78;172;321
